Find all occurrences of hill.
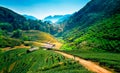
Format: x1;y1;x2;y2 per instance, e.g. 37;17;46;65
0;6;56;34
61;0;120;32
0;6;26;30
22;30;62;49
0;6;26;23
0;30;62;49
61;14;120;72
59;0;120;53
62;14;120;52
22;30;58;42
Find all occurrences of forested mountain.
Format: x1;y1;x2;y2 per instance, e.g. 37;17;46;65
0;6;26;30
0;6;56;34
60;0;120;53
62;0;120;32
0;7;26;23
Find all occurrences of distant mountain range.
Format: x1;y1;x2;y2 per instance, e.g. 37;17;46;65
43;14;71;24
0;6;57;34
23;15;38;20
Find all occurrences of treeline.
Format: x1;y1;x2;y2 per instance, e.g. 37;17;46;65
0;20;57;34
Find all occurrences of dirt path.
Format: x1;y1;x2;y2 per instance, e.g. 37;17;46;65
55;51;112;73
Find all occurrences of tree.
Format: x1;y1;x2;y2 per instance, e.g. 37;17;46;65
0;23;13;32
11;29;22;38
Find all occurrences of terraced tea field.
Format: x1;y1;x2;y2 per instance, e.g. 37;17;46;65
0;48;92;73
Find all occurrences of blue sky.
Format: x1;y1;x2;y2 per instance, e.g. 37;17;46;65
0;0;90;19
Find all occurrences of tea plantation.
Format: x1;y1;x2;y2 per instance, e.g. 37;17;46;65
0;48;92;73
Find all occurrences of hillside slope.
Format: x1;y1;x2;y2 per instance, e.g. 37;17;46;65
0;30;61;49
0;6;26;29
21;30;62;49
62;0;120;33
59;0;120;53
22;30;58;43
62;14;120;52
0;6;56;34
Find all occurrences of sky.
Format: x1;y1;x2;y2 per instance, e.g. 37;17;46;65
0;0;90;19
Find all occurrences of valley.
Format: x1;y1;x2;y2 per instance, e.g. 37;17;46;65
0;0;120;73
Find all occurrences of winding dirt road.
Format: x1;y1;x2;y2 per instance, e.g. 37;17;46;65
55;51;112;73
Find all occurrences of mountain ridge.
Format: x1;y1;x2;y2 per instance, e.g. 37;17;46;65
0;6;57;34
60;0;120;53
62;0;120;32
0;6;26;29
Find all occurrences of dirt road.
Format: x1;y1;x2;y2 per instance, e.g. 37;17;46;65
55;51;112;73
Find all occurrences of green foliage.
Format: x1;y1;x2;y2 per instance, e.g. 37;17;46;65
62;0;120;33
0;29;4;36
60;0;120;53
11;29;22;38
0;23;13;32
61;43;76;50
0;6;26;30
0;49;92;73
0;36;22;48
62;14;120;53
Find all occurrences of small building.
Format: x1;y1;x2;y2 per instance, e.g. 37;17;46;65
42;42;56;50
